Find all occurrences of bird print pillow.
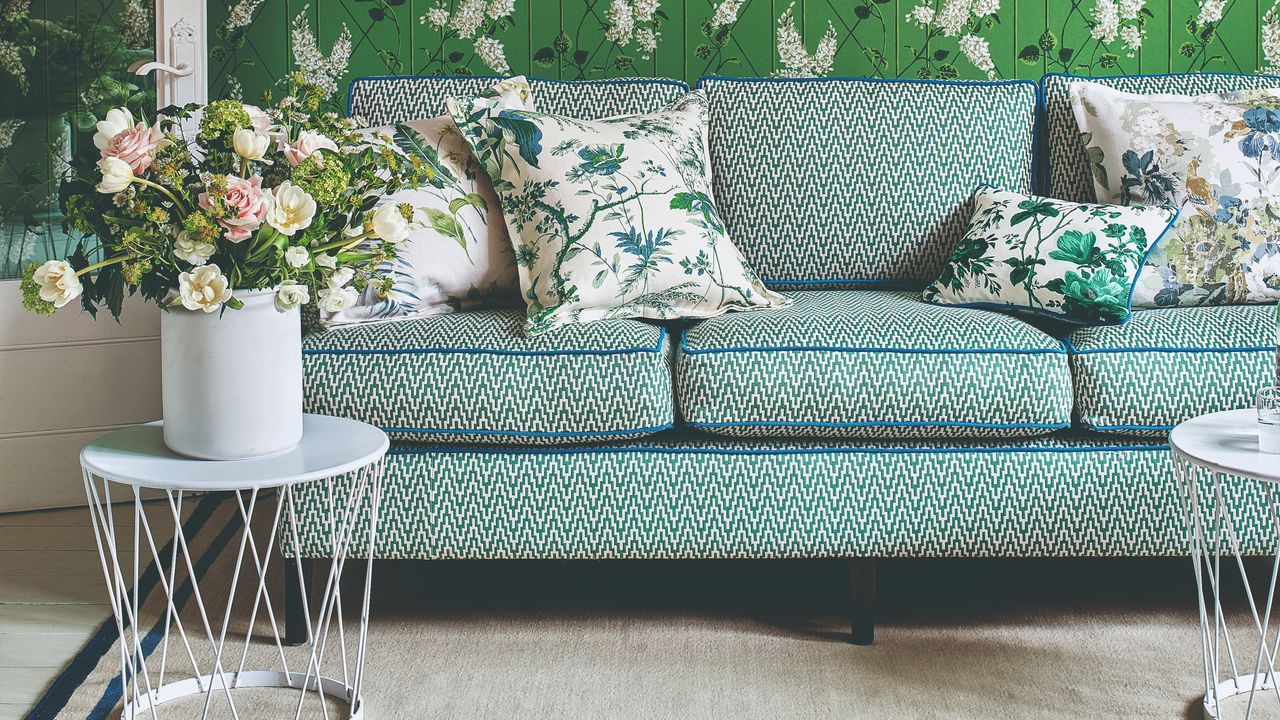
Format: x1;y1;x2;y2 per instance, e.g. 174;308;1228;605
1071;81;1280;308
446;89;790;336
321;77;532;327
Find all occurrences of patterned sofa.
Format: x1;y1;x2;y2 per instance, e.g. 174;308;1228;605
286;73;1278;643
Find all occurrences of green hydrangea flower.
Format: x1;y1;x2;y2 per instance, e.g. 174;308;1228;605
20;263;55;315
198;99;251;145
293;155;350;206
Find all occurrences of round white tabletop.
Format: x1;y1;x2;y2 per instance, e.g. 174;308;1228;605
80;414;389;491
1169;409;1280;485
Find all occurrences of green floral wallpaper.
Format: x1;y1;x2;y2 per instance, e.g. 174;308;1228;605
208;0;1280;104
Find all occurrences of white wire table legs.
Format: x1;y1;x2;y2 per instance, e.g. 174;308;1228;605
81;460;383;720
1178;452;1280;720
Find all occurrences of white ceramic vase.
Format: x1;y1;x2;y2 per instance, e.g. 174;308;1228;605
160;289;304;460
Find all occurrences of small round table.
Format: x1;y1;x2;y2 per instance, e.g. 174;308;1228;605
79;414;388;720
1172;409;1280;720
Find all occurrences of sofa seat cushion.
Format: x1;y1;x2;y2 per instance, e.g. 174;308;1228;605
302;310;673;444
1066;305;1277;437
675;291;1073;439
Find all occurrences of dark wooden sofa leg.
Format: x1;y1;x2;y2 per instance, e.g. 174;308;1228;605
284;557;314;646
849;557;876;646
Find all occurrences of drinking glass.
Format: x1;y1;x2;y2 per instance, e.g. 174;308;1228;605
1260;387;1280;454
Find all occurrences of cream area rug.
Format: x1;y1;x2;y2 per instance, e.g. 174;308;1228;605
29;494;1280;720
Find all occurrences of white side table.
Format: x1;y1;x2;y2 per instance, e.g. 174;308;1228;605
1172;409;1280;720
79;414;389;720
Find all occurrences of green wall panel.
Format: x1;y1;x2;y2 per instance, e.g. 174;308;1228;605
207;0;1277;102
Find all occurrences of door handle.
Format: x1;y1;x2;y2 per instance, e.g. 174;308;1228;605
128;60;194;78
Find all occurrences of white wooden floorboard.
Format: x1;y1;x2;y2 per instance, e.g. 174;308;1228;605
0;630;99;667
0;666;60;704
0;702;31;720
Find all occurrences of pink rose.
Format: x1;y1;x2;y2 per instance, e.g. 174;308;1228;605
100;121;164;174
243;104;271;133
279;131;339;168
199;175;268;243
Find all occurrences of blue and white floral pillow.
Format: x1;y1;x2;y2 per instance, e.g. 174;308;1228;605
446;89;790;336
923;187;1178;325
321;77;532;327
1071;81;1280;308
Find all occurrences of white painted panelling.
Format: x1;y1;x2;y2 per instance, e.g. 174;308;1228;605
0;280;162;512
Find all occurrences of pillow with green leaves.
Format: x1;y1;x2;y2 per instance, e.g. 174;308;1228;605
445;89;789;336
322;77;533;326
923;186;1178;325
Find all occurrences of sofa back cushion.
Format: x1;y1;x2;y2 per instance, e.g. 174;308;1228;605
698;76;1038;289
1042;72;1280;204
347;75;689;125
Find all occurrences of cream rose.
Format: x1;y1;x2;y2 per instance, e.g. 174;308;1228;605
96;157;134;194
370;203;410;244
177;264;233;313
32;260;83;308
198;175;268;242
280;131;339;168
265;181;317;236
318;286;358;313
284;246;310;268
174;232;216;266
328;267;354;288
101;121;165;174
92;107;135;151
232;128;271;162
313;252;337;269
274;282;310;311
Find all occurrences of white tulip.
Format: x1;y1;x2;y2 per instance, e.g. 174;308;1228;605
370;203;410;244
32;260;83;308
313;252;337;269
284;245;310;268
96;157;134;194
328;267;354;289
265;181;317;237
174;232;215;266
93;107;135;151
318;286;358;312
177;264;233;313
232;128;271;162
274;282;310;311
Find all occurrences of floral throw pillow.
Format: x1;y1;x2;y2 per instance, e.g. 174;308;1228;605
321;77;533;326
923;187;1178;325
445;89;790;336
1071;81;1280;308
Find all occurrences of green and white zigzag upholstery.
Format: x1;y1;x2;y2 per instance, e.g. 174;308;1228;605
283;431;1272;559
699;77;1038;288
302;310;673;444
1066;304;1278;436
1041;73;1280;203
675;290;1073;439
347;76;689;126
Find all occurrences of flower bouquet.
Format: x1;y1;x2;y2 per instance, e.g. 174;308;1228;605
20;77;431;459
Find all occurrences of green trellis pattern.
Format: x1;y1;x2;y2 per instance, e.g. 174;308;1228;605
281;431;1275;559
206;0;1280;103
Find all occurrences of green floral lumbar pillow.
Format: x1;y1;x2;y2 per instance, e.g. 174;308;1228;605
445;90;790;336
923;187;1178;325
1071;81;1280;308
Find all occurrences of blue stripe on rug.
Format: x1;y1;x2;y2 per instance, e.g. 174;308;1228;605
23;493;236;720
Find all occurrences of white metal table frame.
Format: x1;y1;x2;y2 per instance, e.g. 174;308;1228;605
79;415;389;720
1172;409;1280;720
